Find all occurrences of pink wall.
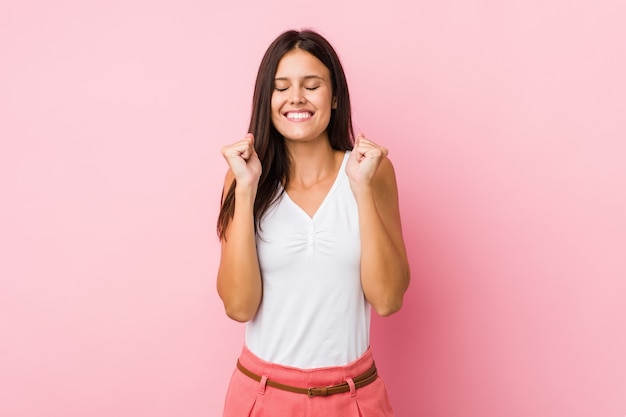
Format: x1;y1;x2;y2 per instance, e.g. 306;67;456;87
1;1;625;416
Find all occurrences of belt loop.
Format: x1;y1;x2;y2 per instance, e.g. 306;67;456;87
258;374;268;395
345;377;356;397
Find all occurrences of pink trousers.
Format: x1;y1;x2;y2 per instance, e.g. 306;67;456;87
223;345;394;417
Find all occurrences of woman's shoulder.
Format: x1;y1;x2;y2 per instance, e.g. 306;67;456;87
375;156;397;185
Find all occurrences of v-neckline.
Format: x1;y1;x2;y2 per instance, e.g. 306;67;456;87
281;151;349;221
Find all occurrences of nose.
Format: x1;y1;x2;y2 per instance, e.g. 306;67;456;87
289;88;306;104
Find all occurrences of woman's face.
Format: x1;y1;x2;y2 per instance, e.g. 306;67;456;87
271;49;336;144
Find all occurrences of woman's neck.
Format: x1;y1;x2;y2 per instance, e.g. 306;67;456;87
285;139;342;188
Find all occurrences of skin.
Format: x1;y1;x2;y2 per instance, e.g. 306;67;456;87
217;49;410;322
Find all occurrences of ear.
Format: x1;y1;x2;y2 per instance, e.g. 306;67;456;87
332;96;337;109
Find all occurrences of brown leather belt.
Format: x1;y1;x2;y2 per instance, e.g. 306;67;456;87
236;360;378;397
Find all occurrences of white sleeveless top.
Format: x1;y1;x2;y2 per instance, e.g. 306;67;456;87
246;151;371;369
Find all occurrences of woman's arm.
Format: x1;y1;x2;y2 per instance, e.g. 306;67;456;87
216;134;263;322
347;135;410;316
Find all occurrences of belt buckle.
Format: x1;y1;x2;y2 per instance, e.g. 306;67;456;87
307;387;315;397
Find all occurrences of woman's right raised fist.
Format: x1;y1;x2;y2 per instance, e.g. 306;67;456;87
220;133;262;187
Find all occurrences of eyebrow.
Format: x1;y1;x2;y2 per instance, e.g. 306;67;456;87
274;75;326;81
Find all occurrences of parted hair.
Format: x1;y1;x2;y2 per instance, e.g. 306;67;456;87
217;29;355;239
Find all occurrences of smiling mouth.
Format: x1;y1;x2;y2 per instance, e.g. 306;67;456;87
284;111;314;121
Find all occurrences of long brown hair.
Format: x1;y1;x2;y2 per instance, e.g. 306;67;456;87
217;29;355;239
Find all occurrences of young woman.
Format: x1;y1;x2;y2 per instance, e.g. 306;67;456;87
217;29;409;416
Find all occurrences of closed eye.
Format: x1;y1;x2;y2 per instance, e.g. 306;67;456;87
274;85;320;92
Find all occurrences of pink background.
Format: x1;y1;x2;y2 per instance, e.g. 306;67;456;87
1;1;625;416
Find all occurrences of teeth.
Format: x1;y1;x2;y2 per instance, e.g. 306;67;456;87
286;112;312;120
